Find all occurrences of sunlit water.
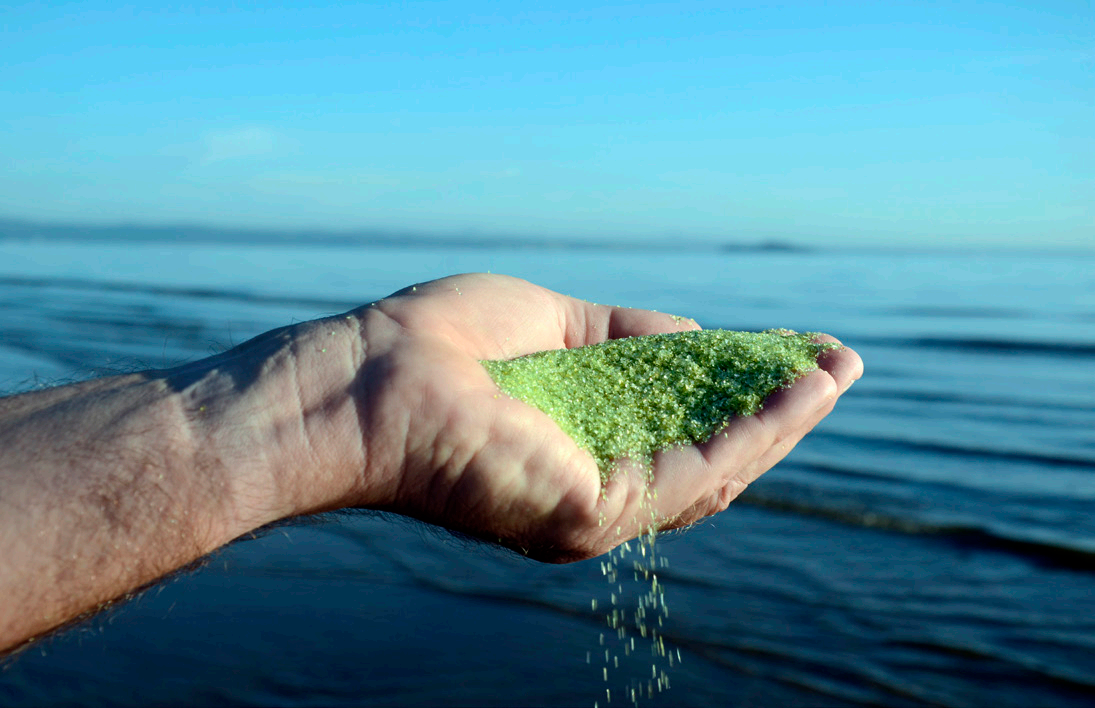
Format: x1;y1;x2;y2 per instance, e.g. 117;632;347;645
1;239;1093;706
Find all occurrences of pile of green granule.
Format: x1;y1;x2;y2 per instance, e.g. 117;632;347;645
482;329;838;478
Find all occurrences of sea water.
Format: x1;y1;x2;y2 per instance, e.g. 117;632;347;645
0;237;1093;706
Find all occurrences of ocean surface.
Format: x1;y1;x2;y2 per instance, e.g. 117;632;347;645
0;236;1093;707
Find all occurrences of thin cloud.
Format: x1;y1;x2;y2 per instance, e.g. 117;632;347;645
200;127;279;163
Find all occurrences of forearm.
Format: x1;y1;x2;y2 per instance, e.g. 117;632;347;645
0;371;222;648
0;314;368;652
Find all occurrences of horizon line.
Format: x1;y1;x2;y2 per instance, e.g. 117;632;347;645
0;215;1091;256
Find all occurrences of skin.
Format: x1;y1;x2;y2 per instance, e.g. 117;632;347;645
0;273;863;654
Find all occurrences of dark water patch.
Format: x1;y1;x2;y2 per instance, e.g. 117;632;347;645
675;637;928;706
856;335;1095;360
876;304;1095;327
53;309;210;337
846;395;1094;434
0;306;225;374
0;274;360;312
740;483;1095;573
0;277;339;379
773;453;1092;507
820;430;1095;472
666;506;1095;706
0;327;148;374
653;556;833;607
887;637;1095;693
849;386;1095;413
880;305;1035;319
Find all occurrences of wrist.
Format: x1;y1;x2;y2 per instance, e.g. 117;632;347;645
170;312;374;544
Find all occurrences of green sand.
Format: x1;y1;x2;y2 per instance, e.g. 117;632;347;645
482;328;839;702
483;329;837;478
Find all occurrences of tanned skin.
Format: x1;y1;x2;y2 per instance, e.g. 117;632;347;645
0;273;862;653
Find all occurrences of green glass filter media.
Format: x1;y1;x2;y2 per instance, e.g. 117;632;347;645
482;329;840;479
483;328;840;705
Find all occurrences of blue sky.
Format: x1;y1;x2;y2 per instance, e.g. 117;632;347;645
2;1;1091;248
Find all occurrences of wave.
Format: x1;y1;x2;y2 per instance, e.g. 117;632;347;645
819;430;1095;472
738;491;1095;570
879;305;1035;319
743;457;1095;571
0;274;359;312
857;335;1095;360
849;387;1095;413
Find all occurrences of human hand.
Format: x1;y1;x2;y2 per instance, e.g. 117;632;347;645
0;272;860;651
291;273;862;562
